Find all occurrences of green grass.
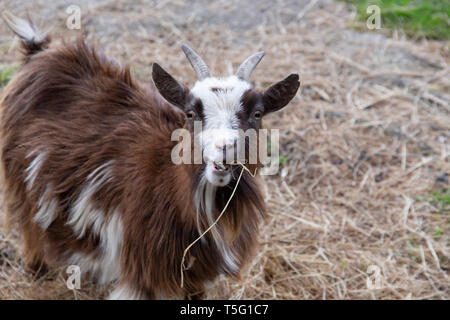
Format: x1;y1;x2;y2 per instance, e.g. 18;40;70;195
0;64;19;87
429;190;450;212
416;189;450;213
278;155;288;165
432;226;443;237
266;141;288;166
342;0;450;39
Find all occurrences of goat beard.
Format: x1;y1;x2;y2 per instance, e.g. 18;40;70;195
192;171;240;272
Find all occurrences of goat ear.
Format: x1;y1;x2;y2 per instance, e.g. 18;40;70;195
152;63;188;110
262;73;300;114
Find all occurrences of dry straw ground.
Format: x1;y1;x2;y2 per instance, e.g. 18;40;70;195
0;0;449;299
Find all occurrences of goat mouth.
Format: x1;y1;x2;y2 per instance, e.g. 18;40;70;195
205;161;233;186
212;161;230;173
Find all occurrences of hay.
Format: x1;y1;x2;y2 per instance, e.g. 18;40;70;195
0;0;448;300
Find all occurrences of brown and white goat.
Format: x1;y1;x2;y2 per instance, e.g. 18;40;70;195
0;13;300;299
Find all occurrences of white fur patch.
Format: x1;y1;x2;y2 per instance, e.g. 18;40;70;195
33;186;59;230
24;151;47;190
25;151;59;230
66;161;114;238
108;284;184;300
3;12;46;44
108;284;146;300
66;161;123;284
68;210;123;284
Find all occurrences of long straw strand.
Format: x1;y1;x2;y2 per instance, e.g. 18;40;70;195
180;164;254;289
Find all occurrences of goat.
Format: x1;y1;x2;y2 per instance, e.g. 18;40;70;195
0;13;300;299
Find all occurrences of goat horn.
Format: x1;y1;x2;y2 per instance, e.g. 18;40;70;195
181;44;211;81
235;51;265;81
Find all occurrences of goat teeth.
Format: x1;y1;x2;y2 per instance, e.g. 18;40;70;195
213;162;231;172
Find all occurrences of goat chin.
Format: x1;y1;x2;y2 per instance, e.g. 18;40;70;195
1;12;267;299
204;162;232;187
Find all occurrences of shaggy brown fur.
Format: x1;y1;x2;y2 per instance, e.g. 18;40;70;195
0;14;299;299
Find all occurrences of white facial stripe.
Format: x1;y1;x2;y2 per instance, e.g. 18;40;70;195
191;76;251;170
191;76;251;131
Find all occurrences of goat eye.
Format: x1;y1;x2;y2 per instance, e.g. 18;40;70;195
254;111;262;120
186;110;196;120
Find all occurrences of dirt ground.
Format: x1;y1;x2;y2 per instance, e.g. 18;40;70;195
0;0;449;299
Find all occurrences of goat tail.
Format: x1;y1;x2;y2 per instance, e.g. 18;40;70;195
2;11;50;59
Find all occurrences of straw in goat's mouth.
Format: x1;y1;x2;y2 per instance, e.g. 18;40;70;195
213;160;250;171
